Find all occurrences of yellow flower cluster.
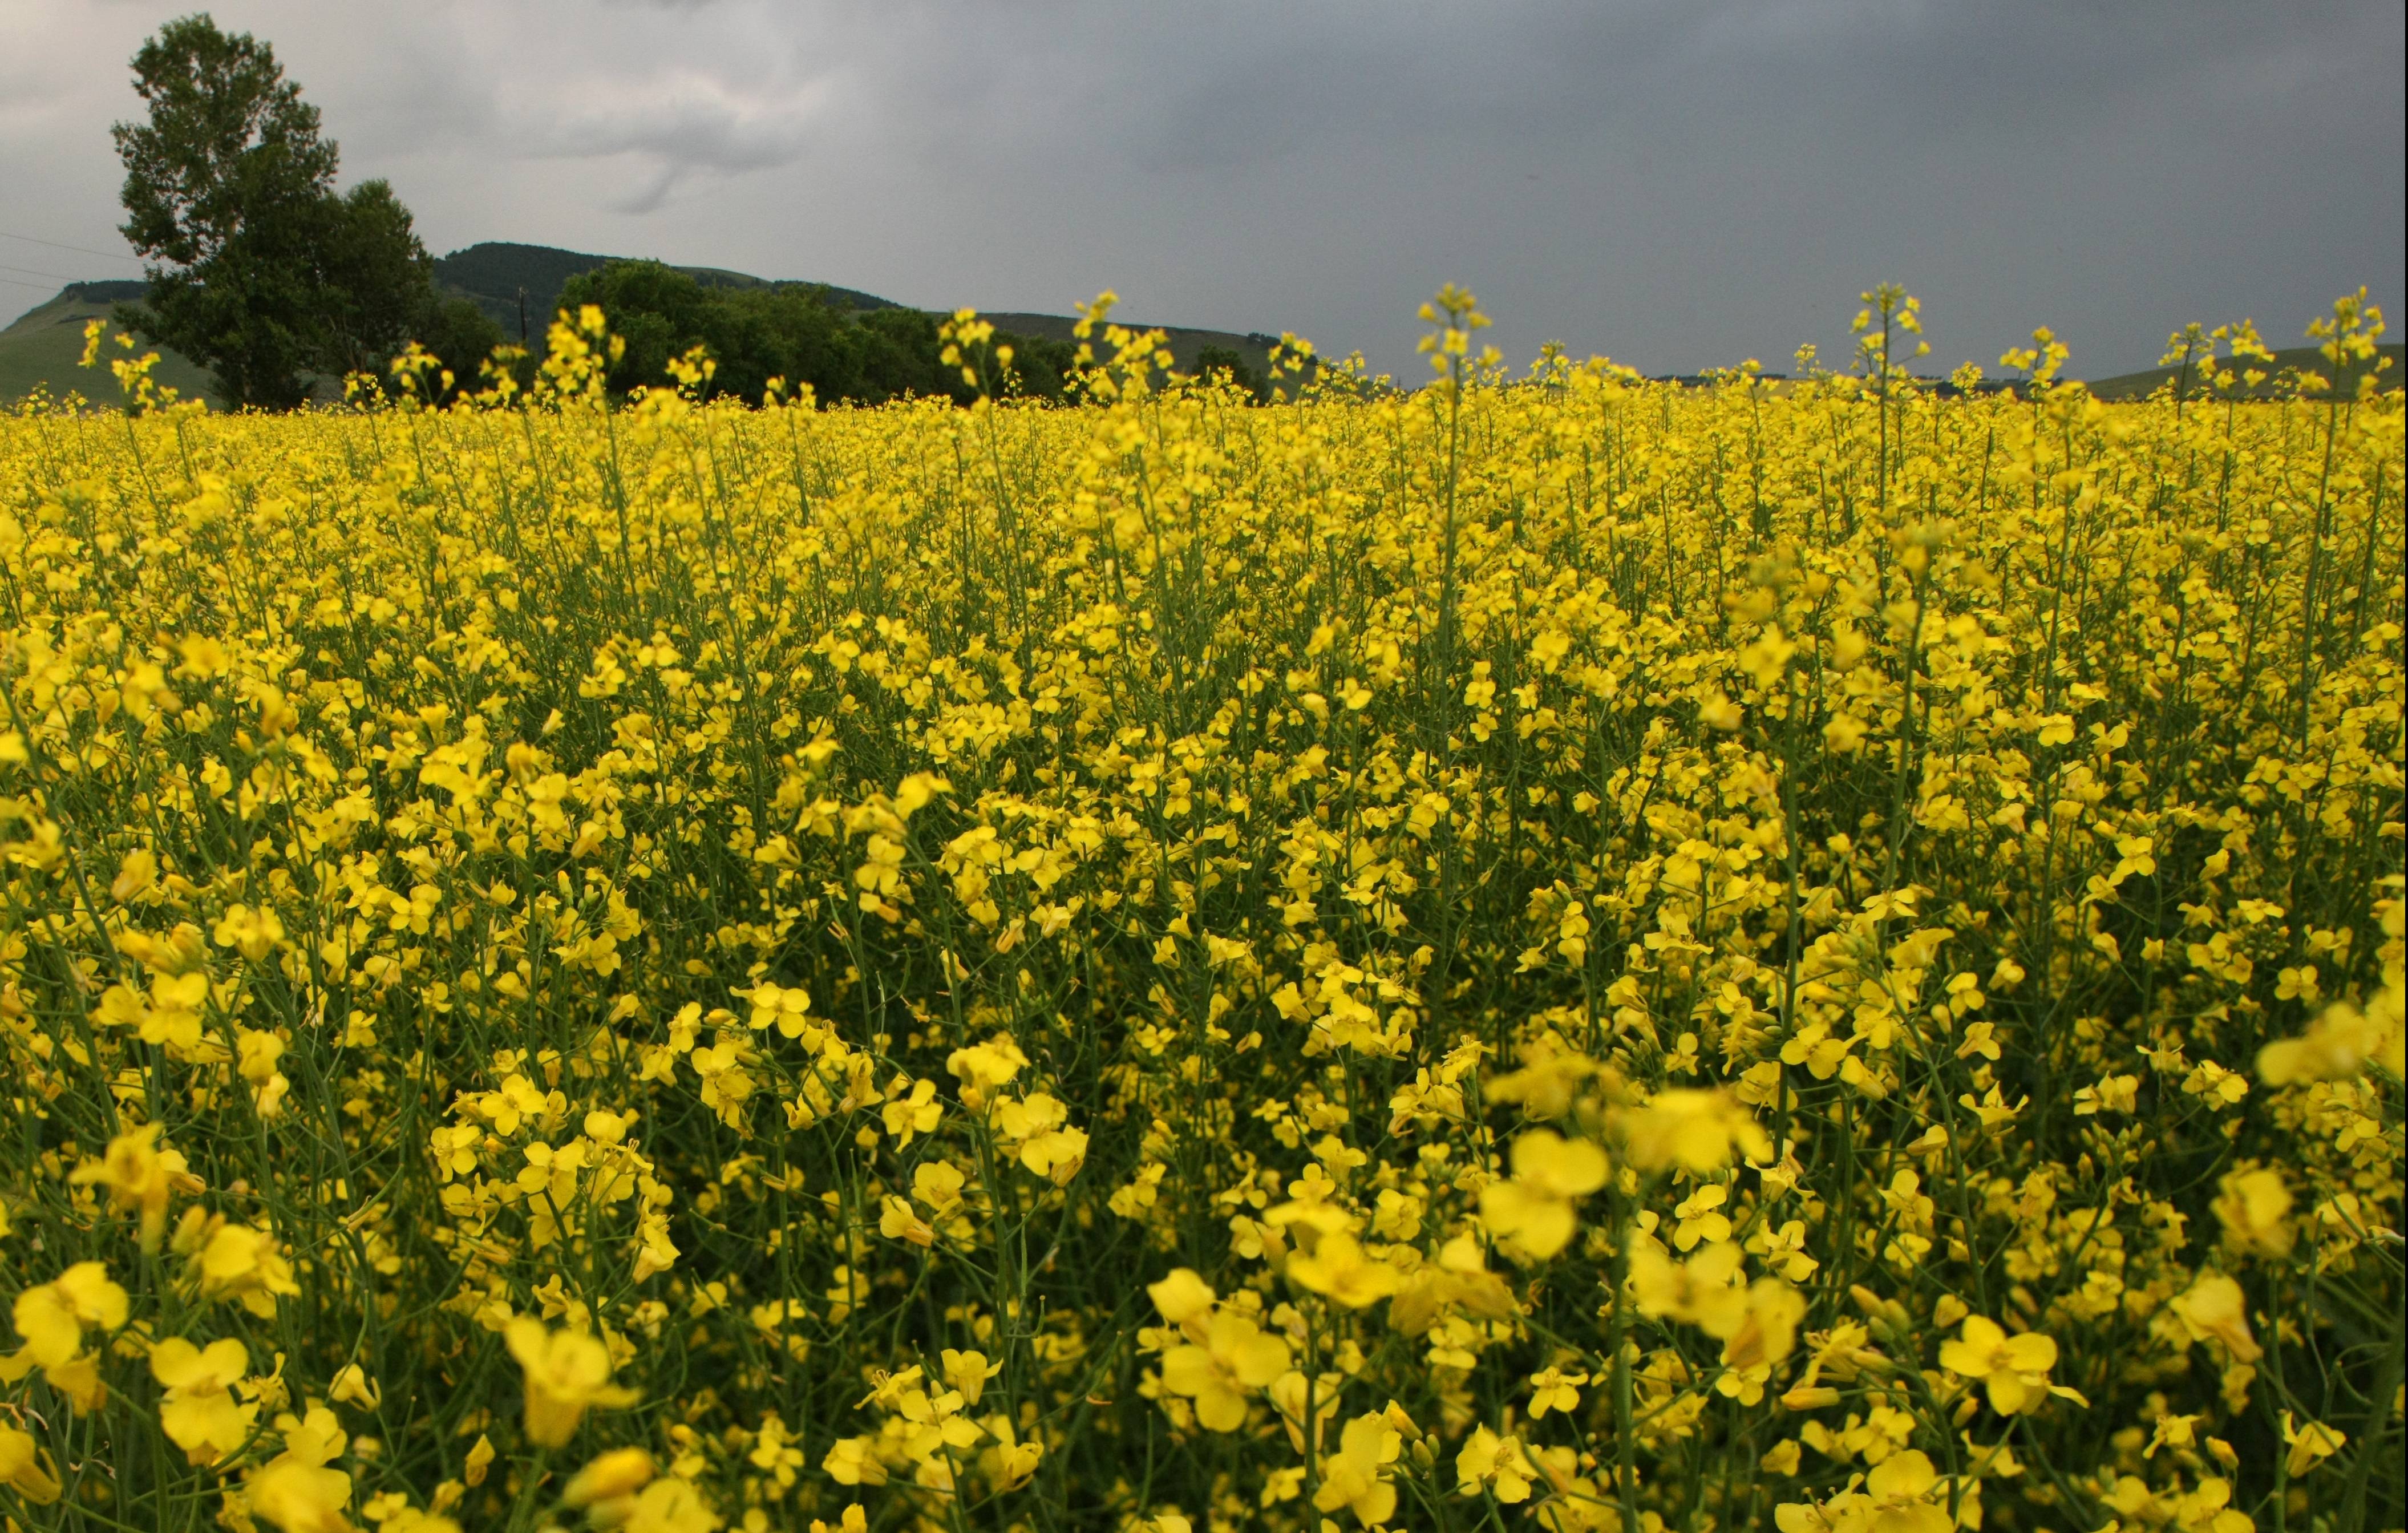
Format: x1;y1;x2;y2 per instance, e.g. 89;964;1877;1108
0;288;2399;1532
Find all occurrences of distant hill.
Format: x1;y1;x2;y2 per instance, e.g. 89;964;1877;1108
5;242;1304;403
434;241;906;343
436;244;1293;377
14;249;2399;409
13;258;2397;409
2084;342;2403;401
978;313;1292;379
0;281;214;406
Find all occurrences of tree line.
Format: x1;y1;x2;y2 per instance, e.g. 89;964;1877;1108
551;261;1081;407
109;15;1087;410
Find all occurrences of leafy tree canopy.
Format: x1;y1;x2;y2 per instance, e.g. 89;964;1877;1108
1194;344;1269;403
556;261;1082;407
112;14;465;407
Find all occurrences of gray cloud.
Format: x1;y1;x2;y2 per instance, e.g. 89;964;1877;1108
512;70;835;212
0;0;2398;377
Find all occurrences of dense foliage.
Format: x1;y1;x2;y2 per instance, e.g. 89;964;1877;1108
553;260;1084;406
111;14;471;410
1193;346;1270;404
0;289;2399;1533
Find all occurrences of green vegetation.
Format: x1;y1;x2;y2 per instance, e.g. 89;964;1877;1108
3;244;1304;408
1193;343;1269;402
981;312;1288;382
432;241;901;345
0;282;211;406
2086;341;2403;401
551;260;1078;403
112;15;465;408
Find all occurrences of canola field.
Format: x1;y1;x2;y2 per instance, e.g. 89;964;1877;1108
0;292;2400;1533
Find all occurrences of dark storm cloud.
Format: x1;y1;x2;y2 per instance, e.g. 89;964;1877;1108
1;0;2398;377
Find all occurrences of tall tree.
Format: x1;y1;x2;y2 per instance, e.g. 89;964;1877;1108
112;14;436;407
307;180;436;381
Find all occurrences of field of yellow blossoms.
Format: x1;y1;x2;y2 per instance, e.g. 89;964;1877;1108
0;287;2399;1533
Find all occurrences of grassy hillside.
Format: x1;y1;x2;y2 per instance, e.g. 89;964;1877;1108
0;281;214;407
2085;341;2403;401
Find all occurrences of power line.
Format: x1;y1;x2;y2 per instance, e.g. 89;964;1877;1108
0;260;91;285
0;274;70;293
0;229;144;264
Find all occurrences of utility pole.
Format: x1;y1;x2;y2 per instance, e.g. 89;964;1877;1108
517;287;527;345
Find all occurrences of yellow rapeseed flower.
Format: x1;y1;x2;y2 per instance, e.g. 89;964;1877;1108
505;1318;638;1446
1159;1310;1290;1431
0;1424;61;1505
1937;1316;2068;1415
1613;1090;1774;1175
1476;1129;1608;1259
69;1124;202;1251
2169;1274;2263;1364
1313;1413;1399;1527
151;1336;255;1462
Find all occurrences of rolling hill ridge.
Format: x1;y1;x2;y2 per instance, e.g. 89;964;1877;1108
9;248;2392;405
2;244;1299;403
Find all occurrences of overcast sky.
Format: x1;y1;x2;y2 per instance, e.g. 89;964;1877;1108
2;1;2400;378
